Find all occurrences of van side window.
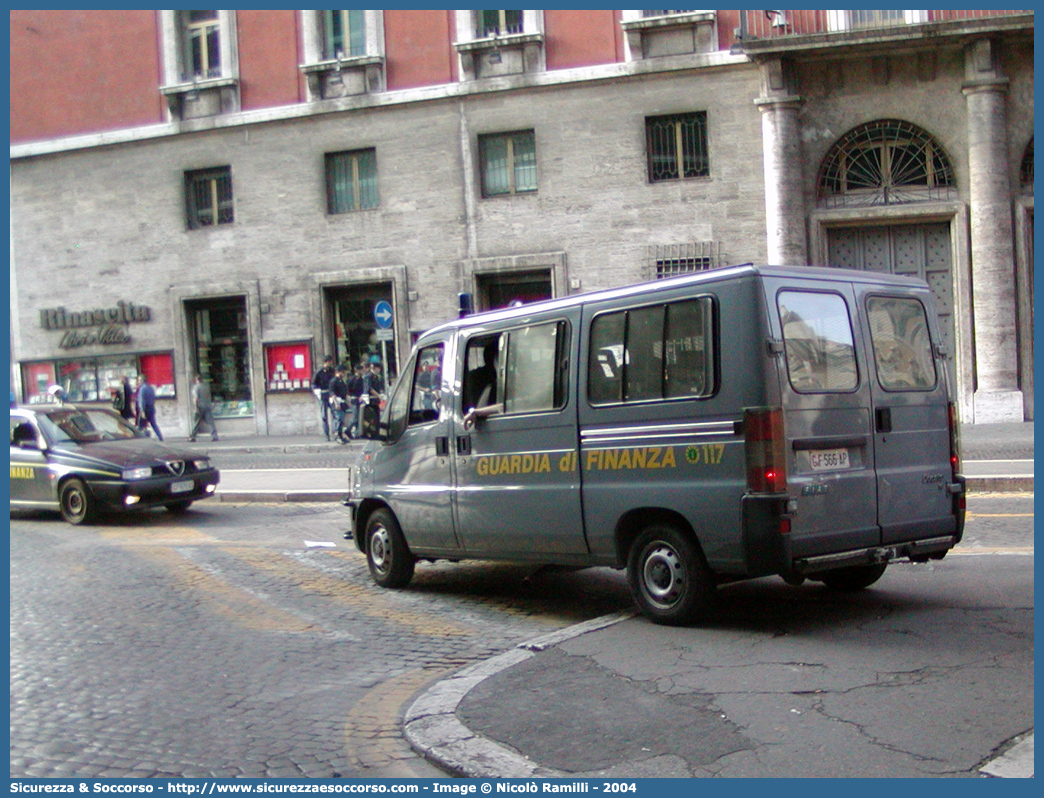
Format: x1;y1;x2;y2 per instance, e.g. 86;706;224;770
867;297;937;391
504;321;568;414
588;297;715;405
409;344;444;424
463;322;569;416
778;291;858;393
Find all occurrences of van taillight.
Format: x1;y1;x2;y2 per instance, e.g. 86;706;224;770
947;402;962;475
745;406;787;493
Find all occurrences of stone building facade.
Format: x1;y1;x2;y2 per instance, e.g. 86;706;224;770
9;10;1034;436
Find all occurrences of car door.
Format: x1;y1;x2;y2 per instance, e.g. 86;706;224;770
451;312;587;556
10;415;55;506
768;280;881;558
373;338;462;553
856;289;958;543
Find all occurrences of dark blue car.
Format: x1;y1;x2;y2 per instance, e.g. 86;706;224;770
10;404;220;524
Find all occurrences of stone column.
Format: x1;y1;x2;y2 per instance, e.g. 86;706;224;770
963;38;1022;422
755;57;806;266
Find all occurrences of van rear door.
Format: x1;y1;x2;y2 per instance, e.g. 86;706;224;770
856;288;958;543
769;281;880;557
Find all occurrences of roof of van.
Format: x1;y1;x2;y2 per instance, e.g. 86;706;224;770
423;263;928;338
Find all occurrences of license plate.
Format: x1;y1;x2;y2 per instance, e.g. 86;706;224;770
809;448;850;471
170;480;194;494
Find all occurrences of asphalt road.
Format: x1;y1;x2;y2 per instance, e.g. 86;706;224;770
9;502;633;778
9;494;1033;779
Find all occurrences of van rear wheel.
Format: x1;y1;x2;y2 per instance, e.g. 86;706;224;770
627;525;715;626
819;563;888;591
365;508;415;589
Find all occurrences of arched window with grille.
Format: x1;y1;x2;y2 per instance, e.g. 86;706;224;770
817;120;956;208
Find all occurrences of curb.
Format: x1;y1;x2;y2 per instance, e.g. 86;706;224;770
217;491;345;503
404;611;636;778
965;476;1034;493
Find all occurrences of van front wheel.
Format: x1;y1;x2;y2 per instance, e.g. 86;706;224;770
627;525;715;626
365;509;415;589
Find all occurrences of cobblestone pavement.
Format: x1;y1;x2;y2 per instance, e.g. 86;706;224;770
10;503;634;778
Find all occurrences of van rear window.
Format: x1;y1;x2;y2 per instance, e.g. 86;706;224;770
867;296;937;391
778;291;858;393
588;297;715;405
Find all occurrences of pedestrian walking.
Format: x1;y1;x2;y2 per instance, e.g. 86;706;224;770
188;374;219;442
329;366;350;443
136;375;163;440
312;355;336;440
118;376;135;421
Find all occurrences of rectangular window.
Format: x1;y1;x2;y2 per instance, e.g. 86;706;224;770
778;291;858;393
326;149;379;213
186;167;233;229
588;298;715;405
462;322;568;415
322;9;366;58
408;344;444;426
478;10;524;37
23;354;174;406
183;10;222;80
265;342;313;392
646;112;709;182
867;296;937;391
479;131;537;197
188;297;252;417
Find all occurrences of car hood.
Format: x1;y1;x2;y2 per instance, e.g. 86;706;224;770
50;439;206;470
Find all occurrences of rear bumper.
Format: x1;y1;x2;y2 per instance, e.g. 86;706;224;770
741;492;963;577
794;535;957;576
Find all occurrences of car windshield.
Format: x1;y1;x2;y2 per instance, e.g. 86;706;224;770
38;408;142;444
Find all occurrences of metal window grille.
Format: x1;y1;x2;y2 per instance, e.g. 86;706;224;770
641;10;697;18
185;167;233;230
479;131;537;197
817;119;956;208
323;9;366;59
183;10;221;81
649;242;721;280
646;112;709;182
326;149;379;214
479;10;524;37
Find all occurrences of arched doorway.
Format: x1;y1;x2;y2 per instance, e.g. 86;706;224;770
816;119;960;398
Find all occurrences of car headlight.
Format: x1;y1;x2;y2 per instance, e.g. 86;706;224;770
193;459;211;470
122;467;153;480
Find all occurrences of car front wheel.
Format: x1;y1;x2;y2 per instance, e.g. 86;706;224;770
59;478;98;525
365;508;415;589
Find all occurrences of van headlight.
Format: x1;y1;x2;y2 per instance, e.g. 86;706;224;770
122;467;153;480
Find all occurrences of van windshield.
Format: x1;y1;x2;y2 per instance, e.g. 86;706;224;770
778;291;858;393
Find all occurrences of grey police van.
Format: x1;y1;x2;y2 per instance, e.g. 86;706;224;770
344;265;966;625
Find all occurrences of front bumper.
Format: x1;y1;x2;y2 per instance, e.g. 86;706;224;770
89;469;221;511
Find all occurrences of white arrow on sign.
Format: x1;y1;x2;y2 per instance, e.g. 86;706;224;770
374;301;393;329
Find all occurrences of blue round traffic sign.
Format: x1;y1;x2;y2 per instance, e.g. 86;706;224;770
373;301;393;329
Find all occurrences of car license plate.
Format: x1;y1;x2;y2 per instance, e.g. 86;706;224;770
809;448;850;471
170;480;194;494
